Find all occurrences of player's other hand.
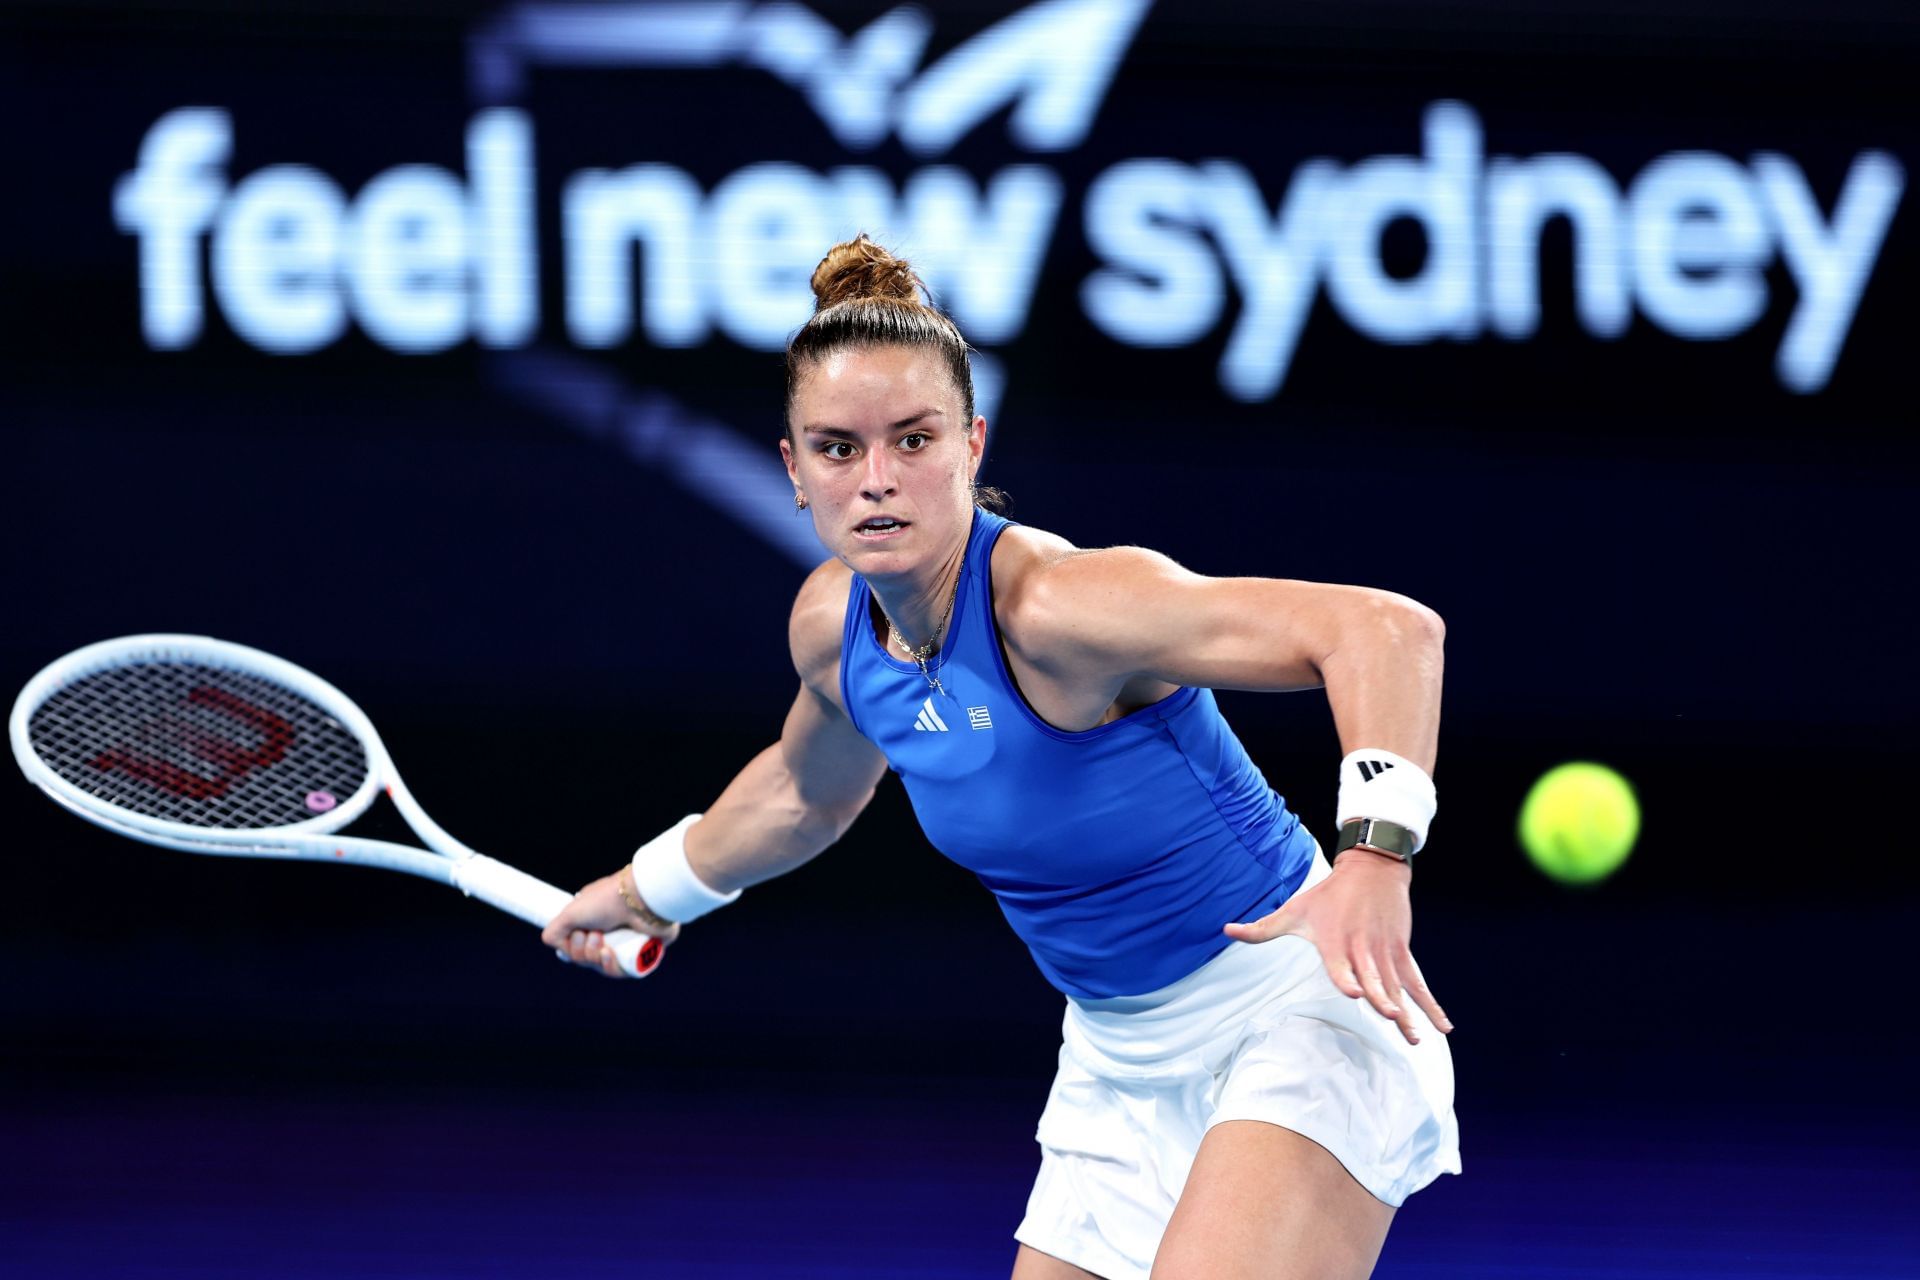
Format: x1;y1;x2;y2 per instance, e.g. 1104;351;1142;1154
542;871;680;979
1223;851;1451;1045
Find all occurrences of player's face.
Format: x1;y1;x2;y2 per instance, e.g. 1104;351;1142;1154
782;345;985;579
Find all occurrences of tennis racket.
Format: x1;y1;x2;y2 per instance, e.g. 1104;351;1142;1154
10;634;665;977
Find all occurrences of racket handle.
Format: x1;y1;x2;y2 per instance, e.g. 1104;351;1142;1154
454;854;665;978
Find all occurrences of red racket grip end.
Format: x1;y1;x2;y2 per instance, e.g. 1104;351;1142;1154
609;927;666;978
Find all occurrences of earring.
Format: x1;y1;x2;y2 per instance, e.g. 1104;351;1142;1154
795;493;809;512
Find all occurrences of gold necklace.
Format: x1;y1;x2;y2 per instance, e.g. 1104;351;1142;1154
876;548;964;697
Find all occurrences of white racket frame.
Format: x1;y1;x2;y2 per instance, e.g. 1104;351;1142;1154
10;634;661;978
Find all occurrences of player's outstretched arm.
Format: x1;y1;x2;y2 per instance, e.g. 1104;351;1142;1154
544;560;887;976
1008;546;1450;1042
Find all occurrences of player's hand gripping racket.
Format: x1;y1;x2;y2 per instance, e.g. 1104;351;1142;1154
10;635;665;977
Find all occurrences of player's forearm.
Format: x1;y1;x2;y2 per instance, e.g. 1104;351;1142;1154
682;742;871;894
1316;593;1444;771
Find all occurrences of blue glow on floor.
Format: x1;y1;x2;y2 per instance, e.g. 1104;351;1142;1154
5;1084;1915;1278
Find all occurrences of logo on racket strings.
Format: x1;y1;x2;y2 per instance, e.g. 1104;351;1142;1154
90;686;294;801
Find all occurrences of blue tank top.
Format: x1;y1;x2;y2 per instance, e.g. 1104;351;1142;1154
839;509;1317;999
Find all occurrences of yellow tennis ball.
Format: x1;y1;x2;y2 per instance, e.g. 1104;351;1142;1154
1518;762;1640;885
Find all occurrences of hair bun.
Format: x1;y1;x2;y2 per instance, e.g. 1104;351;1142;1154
810;234;924;311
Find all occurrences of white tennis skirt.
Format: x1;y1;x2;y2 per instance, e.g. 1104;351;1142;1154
1013;847;1460;1280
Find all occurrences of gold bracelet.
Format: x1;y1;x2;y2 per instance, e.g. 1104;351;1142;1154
617;865;677;929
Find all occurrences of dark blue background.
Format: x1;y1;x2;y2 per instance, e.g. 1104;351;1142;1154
3;1;1917;1275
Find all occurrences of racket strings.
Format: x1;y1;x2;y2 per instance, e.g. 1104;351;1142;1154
28;662;370;829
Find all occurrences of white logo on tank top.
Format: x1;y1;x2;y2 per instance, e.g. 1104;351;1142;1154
967;705;993;730
913;697;950;732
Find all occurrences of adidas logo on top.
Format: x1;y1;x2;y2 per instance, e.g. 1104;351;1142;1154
913;697;949;732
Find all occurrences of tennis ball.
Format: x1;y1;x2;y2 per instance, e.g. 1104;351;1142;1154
1517;762;1640;886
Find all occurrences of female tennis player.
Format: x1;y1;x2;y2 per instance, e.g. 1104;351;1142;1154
543;235;1459;1280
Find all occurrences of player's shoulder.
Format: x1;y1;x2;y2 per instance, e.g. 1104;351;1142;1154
990;523;1081;592
994;526;1183;642
788;557;854;686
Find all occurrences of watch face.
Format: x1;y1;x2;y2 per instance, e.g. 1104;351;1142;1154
1341;819;1414;860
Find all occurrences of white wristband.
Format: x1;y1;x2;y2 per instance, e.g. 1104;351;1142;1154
1335;749;1437;852
629;814;739;923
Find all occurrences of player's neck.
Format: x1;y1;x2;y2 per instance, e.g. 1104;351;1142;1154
868;538;967;653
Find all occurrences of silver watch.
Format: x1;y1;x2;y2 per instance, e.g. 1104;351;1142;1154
1334;817;1416;863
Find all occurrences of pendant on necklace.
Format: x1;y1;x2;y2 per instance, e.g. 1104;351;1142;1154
883;564;960;702
905;648;945;696
891;624;947;697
